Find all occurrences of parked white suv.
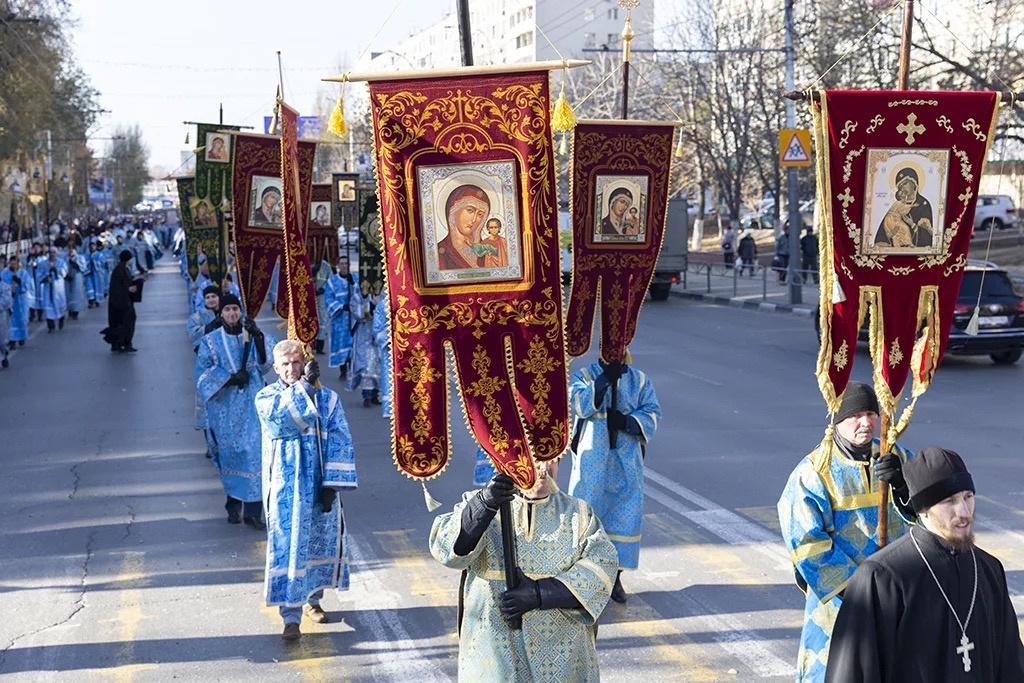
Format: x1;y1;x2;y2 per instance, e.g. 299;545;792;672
974;194;1018;232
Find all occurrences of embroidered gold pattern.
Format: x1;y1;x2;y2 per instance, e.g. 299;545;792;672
889;338;904;368
897;113;926;145
398;343;444;445
833;340;850;371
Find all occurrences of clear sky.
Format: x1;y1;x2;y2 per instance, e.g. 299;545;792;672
71;0;452;175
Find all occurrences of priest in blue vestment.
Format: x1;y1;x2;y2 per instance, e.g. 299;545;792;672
255;342;357;642
346;287;381;407
187;286;221;459
65;246;88;319
2;256;28;348
40;249;68;332
196;295;275;528
86;241;107;307
567;355;661;604
324;260;354;379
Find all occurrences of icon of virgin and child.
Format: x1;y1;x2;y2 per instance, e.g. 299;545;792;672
436;184;509;270
874;167;934;249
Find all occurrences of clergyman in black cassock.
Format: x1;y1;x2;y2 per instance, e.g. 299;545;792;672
101;250;137;353
825;447;1024;682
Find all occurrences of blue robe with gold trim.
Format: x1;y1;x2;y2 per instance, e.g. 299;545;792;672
1;268;28;342
65;252;88;313
430;490;617;683
777;438;914;683
187;308;217;430
196;328;275;501
255;381;357;606
567;363;661;570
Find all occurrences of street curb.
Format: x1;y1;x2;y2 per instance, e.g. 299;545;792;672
669;289;815;318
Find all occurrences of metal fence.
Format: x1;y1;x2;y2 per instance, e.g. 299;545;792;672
678;260;821;304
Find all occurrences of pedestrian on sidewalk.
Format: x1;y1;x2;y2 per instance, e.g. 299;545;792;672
196;295;275;529
774;226;790;284
721;222;736;268
777;382;916;683
738;228;758;277
824;446;1024;682
430;460;617;682
255;343;357;642
567;352;661;604
801;227;819;284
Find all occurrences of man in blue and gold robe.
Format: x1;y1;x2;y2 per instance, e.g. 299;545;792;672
196;295;274;528
255;342;357;642
430;460;617;682
65;245;88;319
323;260;354;379
85;241;107;307
777;381;915;683
346;286;380;407
567;356;661;603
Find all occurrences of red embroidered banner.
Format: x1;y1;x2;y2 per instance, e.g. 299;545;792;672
279;102;319;344
307;183;337;266
368;69;569;488
231;130;316;317
813;90;999;423
564;120;677;361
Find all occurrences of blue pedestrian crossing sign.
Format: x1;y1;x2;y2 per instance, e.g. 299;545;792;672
779;129;812;167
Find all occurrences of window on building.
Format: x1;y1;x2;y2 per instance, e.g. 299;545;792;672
607;33;617;46
584;31;596;48
584;8;594;21
608;8;618;20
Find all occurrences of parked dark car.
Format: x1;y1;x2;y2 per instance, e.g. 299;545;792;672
814;262;1024;365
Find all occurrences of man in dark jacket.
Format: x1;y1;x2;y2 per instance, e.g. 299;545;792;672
737;229;758;277
102;250;138;353
801;227;819;284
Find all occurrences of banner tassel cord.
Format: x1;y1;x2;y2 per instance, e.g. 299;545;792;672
422;482;442;512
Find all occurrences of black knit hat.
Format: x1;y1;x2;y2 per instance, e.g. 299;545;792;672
219;294;241;311
202;285;220;297
904;447;975;513
833;381;880;424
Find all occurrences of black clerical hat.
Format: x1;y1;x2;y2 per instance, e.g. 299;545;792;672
219;294;241;311
202;285;220;297
833;381;880;424
904;447;975;513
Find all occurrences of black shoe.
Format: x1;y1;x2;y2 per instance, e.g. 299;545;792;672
610;573;627;603
244;516;267;531
111;345;124;353
227;510;241;524
123;346;138;353
371;392;381;406
363;397;371;408
205;450;213;459
1;357;8;369
7;342;13;350
58;317;64;330
17;340;24;347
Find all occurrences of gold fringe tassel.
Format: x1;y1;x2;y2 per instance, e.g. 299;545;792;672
422;482;442;512
550;86;576;133
328;95;348;137
558;133;568;156
965;306;980;336
674;130;684;159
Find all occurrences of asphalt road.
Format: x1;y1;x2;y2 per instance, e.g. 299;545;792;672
1;259;1021;682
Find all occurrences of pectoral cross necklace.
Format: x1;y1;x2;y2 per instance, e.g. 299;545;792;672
910;529;978;673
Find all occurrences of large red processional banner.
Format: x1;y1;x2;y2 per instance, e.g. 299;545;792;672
368;68;569;489
813;90;999;423
231;130;317;319
564;120;677;362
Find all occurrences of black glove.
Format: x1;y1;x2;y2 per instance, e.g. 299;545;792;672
479;473;516;511
229;369;249;388
242;316;261;336
499;568;541;621
874;453;906;491
318;488;336;512
315;287;325;295
303;359;320;385
11;276;20;286
607;409;627;432
602;360;627;382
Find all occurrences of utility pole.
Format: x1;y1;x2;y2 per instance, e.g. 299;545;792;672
784;0;802;305
456;0;473;67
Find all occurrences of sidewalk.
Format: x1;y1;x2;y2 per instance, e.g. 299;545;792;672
670;260;818;317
